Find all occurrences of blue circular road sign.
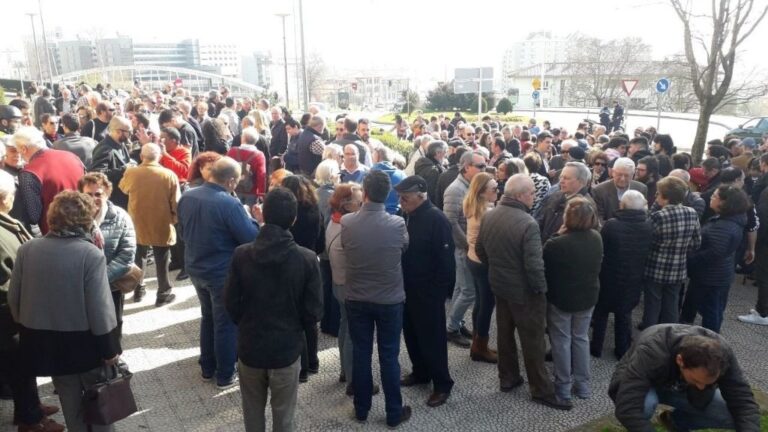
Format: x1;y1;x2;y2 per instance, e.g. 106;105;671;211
532;90;540;99
656;78;670;93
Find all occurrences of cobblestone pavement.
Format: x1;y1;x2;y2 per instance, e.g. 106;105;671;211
2;271;767;431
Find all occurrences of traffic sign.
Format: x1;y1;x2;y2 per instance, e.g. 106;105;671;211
656;78;670;93
351;82;358;91
532;90;540;100
532;78;541;90
621;79;639;97
453;68;494;94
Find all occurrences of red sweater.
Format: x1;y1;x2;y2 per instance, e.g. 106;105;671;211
161;146;191;183
227;146;266;196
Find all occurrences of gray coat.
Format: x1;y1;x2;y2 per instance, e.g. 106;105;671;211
443;174;470;251
609;324;759;432
53;132;97;167
100;201;136;283
591;180;648;222
341;202;408;304
476;196;547;304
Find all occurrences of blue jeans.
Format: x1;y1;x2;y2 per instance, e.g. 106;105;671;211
346;301;404;426
643;388;735;431
332;283;353;379
447;249;475;332
191;276;238;385
680;281;731;333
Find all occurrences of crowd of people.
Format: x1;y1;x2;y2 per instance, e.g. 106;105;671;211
0;80;765;431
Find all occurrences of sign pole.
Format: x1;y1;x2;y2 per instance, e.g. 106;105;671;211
657;92;662;131
478;68;483;119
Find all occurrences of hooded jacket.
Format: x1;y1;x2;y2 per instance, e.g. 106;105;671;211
224;224;323;369
372;161;406;215
414;156;444;205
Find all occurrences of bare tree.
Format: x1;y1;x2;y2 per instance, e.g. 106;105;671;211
305;52;326;101
563;35;652;107
670;0;768;162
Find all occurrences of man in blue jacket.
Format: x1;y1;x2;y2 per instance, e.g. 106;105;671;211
178;157;259;389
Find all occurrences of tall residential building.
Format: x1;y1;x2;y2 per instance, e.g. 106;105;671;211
501;32;567;93
241;51;273;88
58;39;94;74
199;43;241;78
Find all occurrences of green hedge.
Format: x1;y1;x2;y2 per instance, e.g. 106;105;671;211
371;128;413;159
376;112;528;125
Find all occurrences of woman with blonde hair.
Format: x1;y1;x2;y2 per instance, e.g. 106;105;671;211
463;172;499;363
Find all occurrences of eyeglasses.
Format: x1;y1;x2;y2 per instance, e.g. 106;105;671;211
107;108;116;112
473;163;487;170
594;161;606;166
118;128;133;134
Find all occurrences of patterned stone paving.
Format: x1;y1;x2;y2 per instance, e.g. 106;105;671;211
2;270;767;431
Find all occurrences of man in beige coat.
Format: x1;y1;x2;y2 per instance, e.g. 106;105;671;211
119;143;180;306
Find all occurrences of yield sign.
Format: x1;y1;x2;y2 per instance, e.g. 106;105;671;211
621;79;639;97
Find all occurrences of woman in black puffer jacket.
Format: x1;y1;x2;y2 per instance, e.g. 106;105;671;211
682;185;749;333
591;190;653;360
78;172;136;338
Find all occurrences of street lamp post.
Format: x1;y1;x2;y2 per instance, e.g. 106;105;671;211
275;12;291;109
298;0;309;111
26;12;44;86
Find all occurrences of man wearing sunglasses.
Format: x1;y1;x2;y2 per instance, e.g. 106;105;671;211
80;101;114;142
89;116;136;209
443;150;487;347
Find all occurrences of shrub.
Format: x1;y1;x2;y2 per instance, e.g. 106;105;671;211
371;128;413;159
497;97;513;114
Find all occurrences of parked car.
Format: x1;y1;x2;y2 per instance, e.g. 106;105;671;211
726;117;768;139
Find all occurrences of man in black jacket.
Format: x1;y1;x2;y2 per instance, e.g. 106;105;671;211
435;146;469;210
225;187;322;432
414;141;446;205
88;117;136;209
396;176;455;408
269;107;287;159
609;324;759;431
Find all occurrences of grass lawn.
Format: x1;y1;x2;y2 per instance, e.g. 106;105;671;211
375;111;530;125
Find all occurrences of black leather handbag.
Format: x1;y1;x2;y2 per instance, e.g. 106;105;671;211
81;364;138;425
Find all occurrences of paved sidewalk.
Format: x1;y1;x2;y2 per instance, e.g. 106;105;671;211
2;272;767;431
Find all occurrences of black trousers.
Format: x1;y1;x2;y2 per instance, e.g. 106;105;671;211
0;307;43;425
135;244;173;299
300;323;319;372
403;291;454;394
590;305;633;359
111;290;124;340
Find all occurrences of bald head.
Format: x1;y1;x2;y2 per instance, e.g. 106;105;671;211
210;157;242;190
140;143;161;162
504;173;535;209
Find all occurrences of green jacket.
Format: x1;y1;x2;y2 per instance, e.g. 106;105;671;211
0;212;31;305
543;229;603;312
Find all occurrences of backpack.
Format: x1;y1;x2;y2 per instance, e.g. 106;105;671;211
235;148;257;195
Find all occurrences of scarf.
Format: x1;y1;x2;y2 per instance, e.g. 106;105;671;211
331;211;343;224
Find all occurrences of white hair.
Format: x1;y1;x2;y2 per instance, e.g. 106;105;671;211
241;127;260;146
620;190;648;211
141;143;162;161
504;173;534;197
12;126;47;151
668;169;691;183
564;162;591;186
0;170;16;202
315;159;340;185
613;157;636;173
323;143;343;161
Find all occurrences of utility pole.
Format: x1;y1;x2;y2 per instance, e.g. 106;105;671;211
275;13;291;108
298;0;309;110
38;0;56;90
26;13;44;86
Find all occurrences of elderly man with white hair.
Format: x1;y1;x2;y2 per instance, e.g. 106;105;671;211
591;157;648;222
119;143;180;306
536;162;597;242
13;126;84;236
404;135;433;176
591;190;654;360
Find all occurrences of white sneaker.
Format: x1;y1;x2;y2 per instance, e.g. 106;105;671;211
738;312;768;326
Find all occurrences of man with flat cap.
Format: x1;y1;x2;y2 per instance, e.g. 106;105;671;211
396;175;456;407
